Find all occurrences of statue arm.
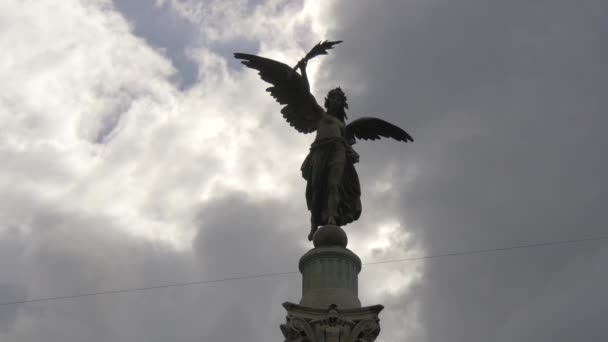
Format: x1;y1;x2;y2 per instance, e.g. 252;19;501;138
346;144;360;164
298;59;310;93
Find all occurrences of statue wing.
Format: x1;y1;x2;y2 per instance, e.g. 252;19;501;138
345;117;414;144
234;53;323;133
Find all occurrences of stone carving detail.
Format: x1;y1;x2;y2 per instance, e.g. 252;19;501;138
347;319;380;342
281;315;317;342
281;304;381;342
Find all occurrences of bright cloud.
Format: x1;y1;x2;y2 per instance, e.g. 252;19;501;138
0;1;427;341
0;0;328;246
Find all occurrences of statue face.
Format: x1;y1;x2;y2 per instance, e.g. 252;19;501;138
326;93;344;112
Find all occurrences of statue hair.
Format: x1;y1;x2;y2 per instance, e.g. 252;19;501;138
324;87;349;122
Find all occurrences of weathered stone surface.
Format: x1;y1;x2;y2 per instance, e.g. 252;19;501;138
281;302;383;342
313;225;348;248
299;243;361;309
281;223;384;341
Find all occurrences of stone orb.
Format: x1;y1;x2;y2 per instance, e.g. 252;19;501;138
313;225;348;248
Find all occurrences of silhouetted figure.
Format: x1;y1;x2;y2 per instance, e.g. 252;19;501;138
235;41;413;241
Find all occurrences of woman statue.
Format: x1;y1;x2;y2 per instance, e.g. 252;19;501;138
301;85;362;240
235;41;413;241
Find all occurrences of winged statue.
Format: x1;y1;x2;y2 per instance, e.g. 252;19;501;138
234;40;413;241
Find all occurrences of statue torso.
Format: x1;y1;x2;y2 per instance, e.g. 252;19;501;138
315;112;345;142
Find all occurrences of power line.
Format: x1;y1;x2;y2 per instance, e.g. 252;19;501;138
1;235;606;307
0;270;299;307
364;235;608;265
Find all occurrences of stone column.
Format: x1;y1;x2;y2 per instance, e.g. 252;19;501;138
281;225;383;342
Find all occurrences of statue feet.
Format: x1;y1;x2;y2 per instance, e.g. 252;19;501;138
307;217;338;242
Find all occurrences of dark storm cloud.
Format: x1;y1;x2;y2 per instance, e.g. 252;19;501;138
192;193;307;341
193;192;307;278
0;199;195;340
323;0;608;341
0;230;25;332
0;192;304;341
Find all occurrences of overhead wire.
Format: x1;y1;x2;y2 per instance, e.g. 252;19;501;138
1;235;606;307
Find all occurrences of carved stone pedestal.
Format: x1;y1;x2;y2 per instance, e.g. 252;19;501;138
281;225;384;342
281;302;383;342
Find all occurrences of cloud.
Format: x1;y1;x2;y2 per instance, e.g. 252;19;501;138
324;0;608;341
111;0;200;88
0;0;339;340
496;248;608;341
3;0;606;341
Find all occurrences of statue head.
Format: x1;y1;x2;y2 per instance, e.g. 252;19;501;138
325;87;348;121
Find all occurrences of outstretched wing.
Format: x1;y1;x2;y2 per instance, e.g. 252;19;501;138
234;53;323;133
345;117;414;144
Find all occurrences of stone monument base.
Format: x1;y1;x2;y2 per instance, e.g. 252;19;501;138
280;302;383;342
281;225;383;342
299;225;361;309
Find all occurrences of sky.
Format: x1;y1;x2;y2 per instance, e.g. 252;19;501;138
1;0;607;341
